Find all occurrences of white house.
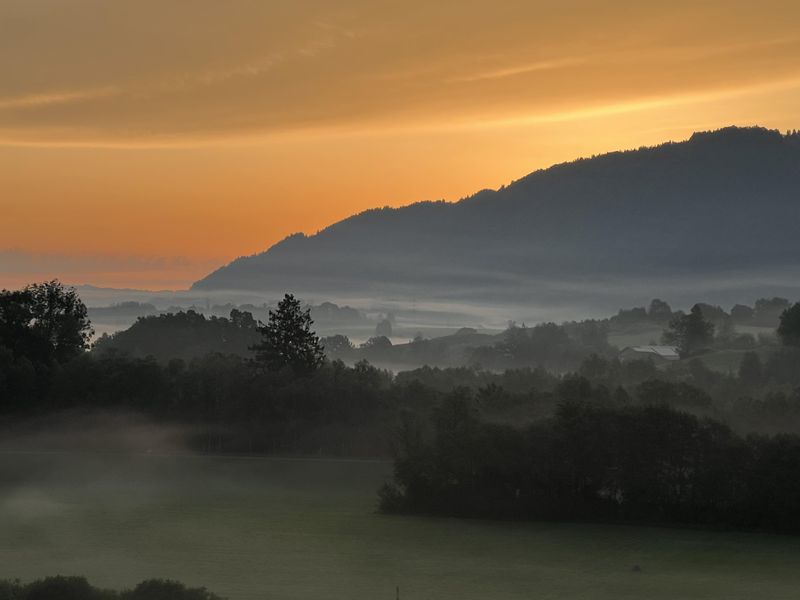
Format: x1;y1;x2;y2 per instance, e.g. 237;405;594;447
619;345;680;363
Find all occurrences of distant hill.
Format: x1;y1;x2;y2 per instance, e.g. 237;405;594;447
193;127;800;306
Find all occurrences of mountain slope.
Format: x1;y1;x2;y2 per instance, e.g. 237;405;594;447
193;127;800;303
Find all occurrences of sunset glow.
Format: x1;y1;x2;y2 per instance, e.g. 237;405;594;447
2;0;799;289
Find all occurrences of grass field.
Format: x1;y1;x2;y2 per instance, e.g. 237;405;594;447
608;322;665;349
1;452;800;600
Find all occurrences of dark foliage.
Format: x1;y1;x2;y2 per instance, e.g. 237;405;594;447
0;280;92;365
777;302;800;347
754;297;791;326
662;305;715;357
123;579;223;600
647;298;673;323
0;577;224;600
94;309;260;362
0;281;92;407
320;334;355;357
251;294;324;375
381;388;800;533
738;351;763;387
469;321;613;372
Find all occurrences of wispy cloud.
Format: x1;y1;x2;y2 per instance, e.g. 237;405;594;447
446;57;587;83
481;74;800;128
352;73;800;138
0;87;118;111
0;1;797;149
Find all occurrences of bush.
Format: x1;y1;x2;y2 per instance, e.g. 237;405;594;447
381;393;800;533
0;577;225;600
122;579;224;600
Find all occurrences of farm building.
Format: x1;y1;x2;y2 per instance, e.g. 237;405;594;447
619;345;680;363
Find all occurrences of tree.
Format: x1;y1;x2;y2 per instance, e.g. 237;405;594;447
0;576;224;600
716;317;736;344
738;351;763;386
320;334;354;356
0;280;92;365
123;579;224;600
94;310;260;362
636;379;711;409
754;297;790;325
251;294;324;375
361;335;392;350
777;302;800;347
229;308;257;330
647;298;673;322
731;303;754;323
19;575;100;600
662;304;714;357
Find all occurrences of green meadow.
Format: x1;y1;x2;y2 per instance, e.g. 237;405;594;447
1;452;799;600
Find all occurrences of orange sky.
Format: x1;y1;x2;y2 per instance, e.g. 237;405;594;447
2;0;800;289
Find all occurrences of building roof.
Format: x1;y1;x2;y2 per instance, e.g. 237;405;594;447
620;345;680;360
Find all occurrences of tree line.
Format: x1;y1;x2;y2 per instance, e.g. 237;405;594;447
0;576;223;600
5;281;800;532
380;387;800;533
3;282;800;447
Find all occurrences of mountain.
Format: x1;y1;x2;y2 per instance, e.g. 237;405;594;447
193;127;800;308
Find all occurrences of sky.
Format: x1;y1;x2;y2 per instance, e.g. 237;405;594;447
1;0;799;290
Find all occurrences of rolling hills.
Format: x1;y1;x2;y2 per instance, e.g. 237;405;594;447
193;127;800;308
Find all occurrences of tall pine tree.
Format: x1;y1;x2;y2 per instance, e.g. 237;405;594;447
251;294;324;375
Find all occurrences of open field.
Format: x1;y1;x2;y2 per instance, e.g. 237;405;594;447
608;322;665;349
1;452;800;600
683;347;771;374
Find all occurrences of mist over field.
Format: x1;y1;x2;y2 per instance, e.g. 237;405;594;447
4;127;800;600
3;2;800;594
3;423;800;600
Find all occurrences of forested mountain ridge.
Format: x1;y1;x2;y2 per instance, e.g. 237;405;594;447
193;127;800;299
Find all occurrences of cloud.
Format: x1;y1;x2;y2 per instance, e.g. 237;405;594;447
0;87;119;111
0;250;224;291
0;0;798;146
445;57;588;83
459;75;800;131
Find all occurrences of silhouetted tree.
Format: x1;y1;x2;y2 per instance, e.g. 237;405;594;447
21;576;102;600
764;347;800;387
754;297;790;326
361;335;392;350
647;298;673;322
0;280;92;365
662;304;715;357
320;334;355;356
122;579;224;600
251;294;324;375
738;351;763;386
93;309;260;362
0;576;225;600
731;303;754;323
381;396;800;532
229;308;257;330
636;379;711;409
777;302;800;347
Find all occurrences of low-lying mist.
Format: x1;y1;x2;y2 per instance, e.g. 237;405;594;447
0;410;193;456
